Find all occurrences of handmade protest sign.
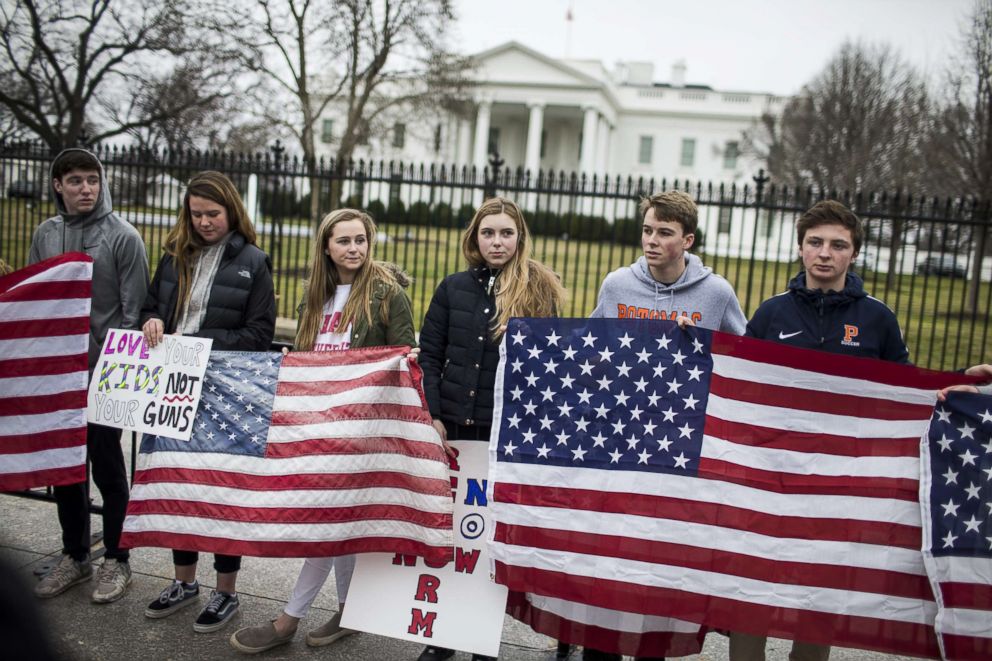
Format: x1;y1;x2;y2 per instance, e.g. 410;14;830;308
86;329;212;441
342;440;508;657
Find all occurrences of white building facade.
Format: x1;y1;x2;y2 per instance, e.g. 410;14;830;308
317;41;784;186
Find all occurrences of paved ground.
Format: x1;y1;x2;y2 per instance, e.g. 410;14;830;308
2;482;916;660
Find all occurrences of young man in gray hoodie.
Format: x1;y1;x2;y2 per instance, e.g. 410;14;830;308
29;148;149;604
591;190;746;334
583;191;745;661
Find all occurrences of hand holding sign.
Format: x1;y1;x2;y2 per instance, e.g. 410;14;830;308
142;317;166;348
87;329;212;440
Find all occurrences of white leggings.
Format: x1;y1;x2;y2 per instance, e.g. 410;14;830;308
284;555;356;619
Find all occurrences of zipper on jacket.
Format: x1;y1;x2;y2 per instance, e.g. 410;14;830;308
816;298;825;346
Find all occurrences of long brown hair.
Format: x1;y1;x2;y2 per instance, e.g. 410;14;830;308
164;171;257;326
461;197;566;337
295;208;401;351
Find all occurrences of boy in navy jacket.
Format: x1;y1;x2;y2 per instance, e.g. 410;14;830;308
745;200;908;362
731;200;908;661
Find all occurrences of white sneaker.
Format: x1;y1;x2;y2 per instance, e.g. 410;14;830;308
91;558;132;603
34;554;92;598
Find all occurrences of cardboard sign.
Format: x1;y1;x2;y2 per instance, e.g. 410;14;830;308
86;329;211;441
341;440;508;657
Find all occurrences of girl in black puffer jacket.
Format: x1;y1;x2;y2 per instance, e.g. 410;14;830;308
139;171;275;633
415;196;565;661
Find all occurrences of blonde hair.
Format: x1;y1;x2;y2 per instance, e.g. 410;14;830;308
461;197;566;337
295;208;401;351
165;171;257;327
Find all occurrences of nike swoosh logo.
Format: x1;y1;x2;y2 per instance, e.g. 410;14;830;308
778;330;803;339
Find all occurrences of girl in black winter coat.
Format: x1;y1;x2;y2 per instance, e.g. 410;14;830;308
139;171;276;633
415;196;565;661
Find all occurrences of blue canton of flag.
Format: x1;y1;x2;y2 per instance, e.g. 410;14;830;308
922;391;992;660
142;351;283;455
495;318;713;474
926;392;992;556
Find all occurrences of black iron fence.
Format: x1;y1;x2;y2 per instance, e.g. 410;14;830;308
2;142;989;370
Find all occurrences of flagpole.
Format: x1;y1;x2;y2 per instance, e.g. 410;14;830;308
564;0;574;58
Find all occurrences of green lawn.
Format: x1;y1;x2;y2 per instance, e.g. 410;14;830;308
2;200;987;370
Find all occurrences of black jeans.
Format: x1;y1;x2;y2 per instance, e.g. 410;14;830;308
443;423;491;442
55;423;130;562
172;551;242;574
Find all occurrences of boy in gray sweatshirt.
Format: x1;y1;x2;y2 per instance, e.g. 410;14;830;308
591;190;746;334
29;148;148;605
583;191;744;661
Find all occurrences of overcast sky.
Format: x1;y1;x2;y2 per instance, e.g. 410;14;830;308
451;0;972;95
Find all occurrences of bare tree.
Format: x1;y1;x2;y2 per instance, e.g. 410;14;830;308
928;0;992;315
205;119;286;155
744;41;933;193
126;63;268;154
331;0;472;166
242;0;471;214
244;0;343;168
743;41;935;288
0;106;29;143
0;0;239;149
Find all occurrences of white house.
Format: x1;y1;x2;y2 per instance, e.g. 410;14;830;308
317;41;784;185
311;42;806;266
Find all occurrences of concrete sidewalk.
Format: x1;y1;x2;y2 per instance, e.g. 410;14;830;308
1;491;911;661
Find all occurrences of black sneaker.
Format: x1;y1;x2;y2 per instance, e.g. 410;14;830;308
145;579;200;618
193;590;240;633
556;641;573;659
582;650;621;661
417;646;455;661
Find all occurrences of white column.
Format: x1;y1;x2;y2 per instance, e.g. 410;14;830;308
246;174;259;220
579;105;599;175
472;100;492;173
443;115;455;163
596;116;611;176
457;118;472;168
524;102;545;177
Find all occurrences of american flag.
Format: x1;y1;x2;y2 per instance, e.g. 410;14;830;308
0;253;91;491
921;391;992;661
122;346;453;562
489;317;969;658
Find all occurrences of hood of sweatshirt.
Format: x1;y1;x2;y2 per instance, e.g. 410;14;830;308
628;253;713;310
49;147;114;230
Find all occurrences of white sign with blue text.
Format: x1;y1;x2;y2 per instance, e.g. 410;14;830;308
342;440;508;657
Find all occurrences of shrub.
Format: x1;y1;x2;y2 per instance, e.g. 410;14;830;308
386;198;406;223
455;203;475;228
527;209;561;237
408;201;431;226
342;193;364;210
366;199;387;222
434;202;454;227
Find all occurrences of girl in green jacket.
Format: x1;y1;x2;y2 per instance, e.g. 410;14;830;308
230;208;415;654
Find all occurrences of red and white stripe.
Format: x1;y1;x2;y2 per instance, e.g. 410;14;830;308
0;253;92;491
492;330;967;658
124;347;454;561
924;555;992;660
